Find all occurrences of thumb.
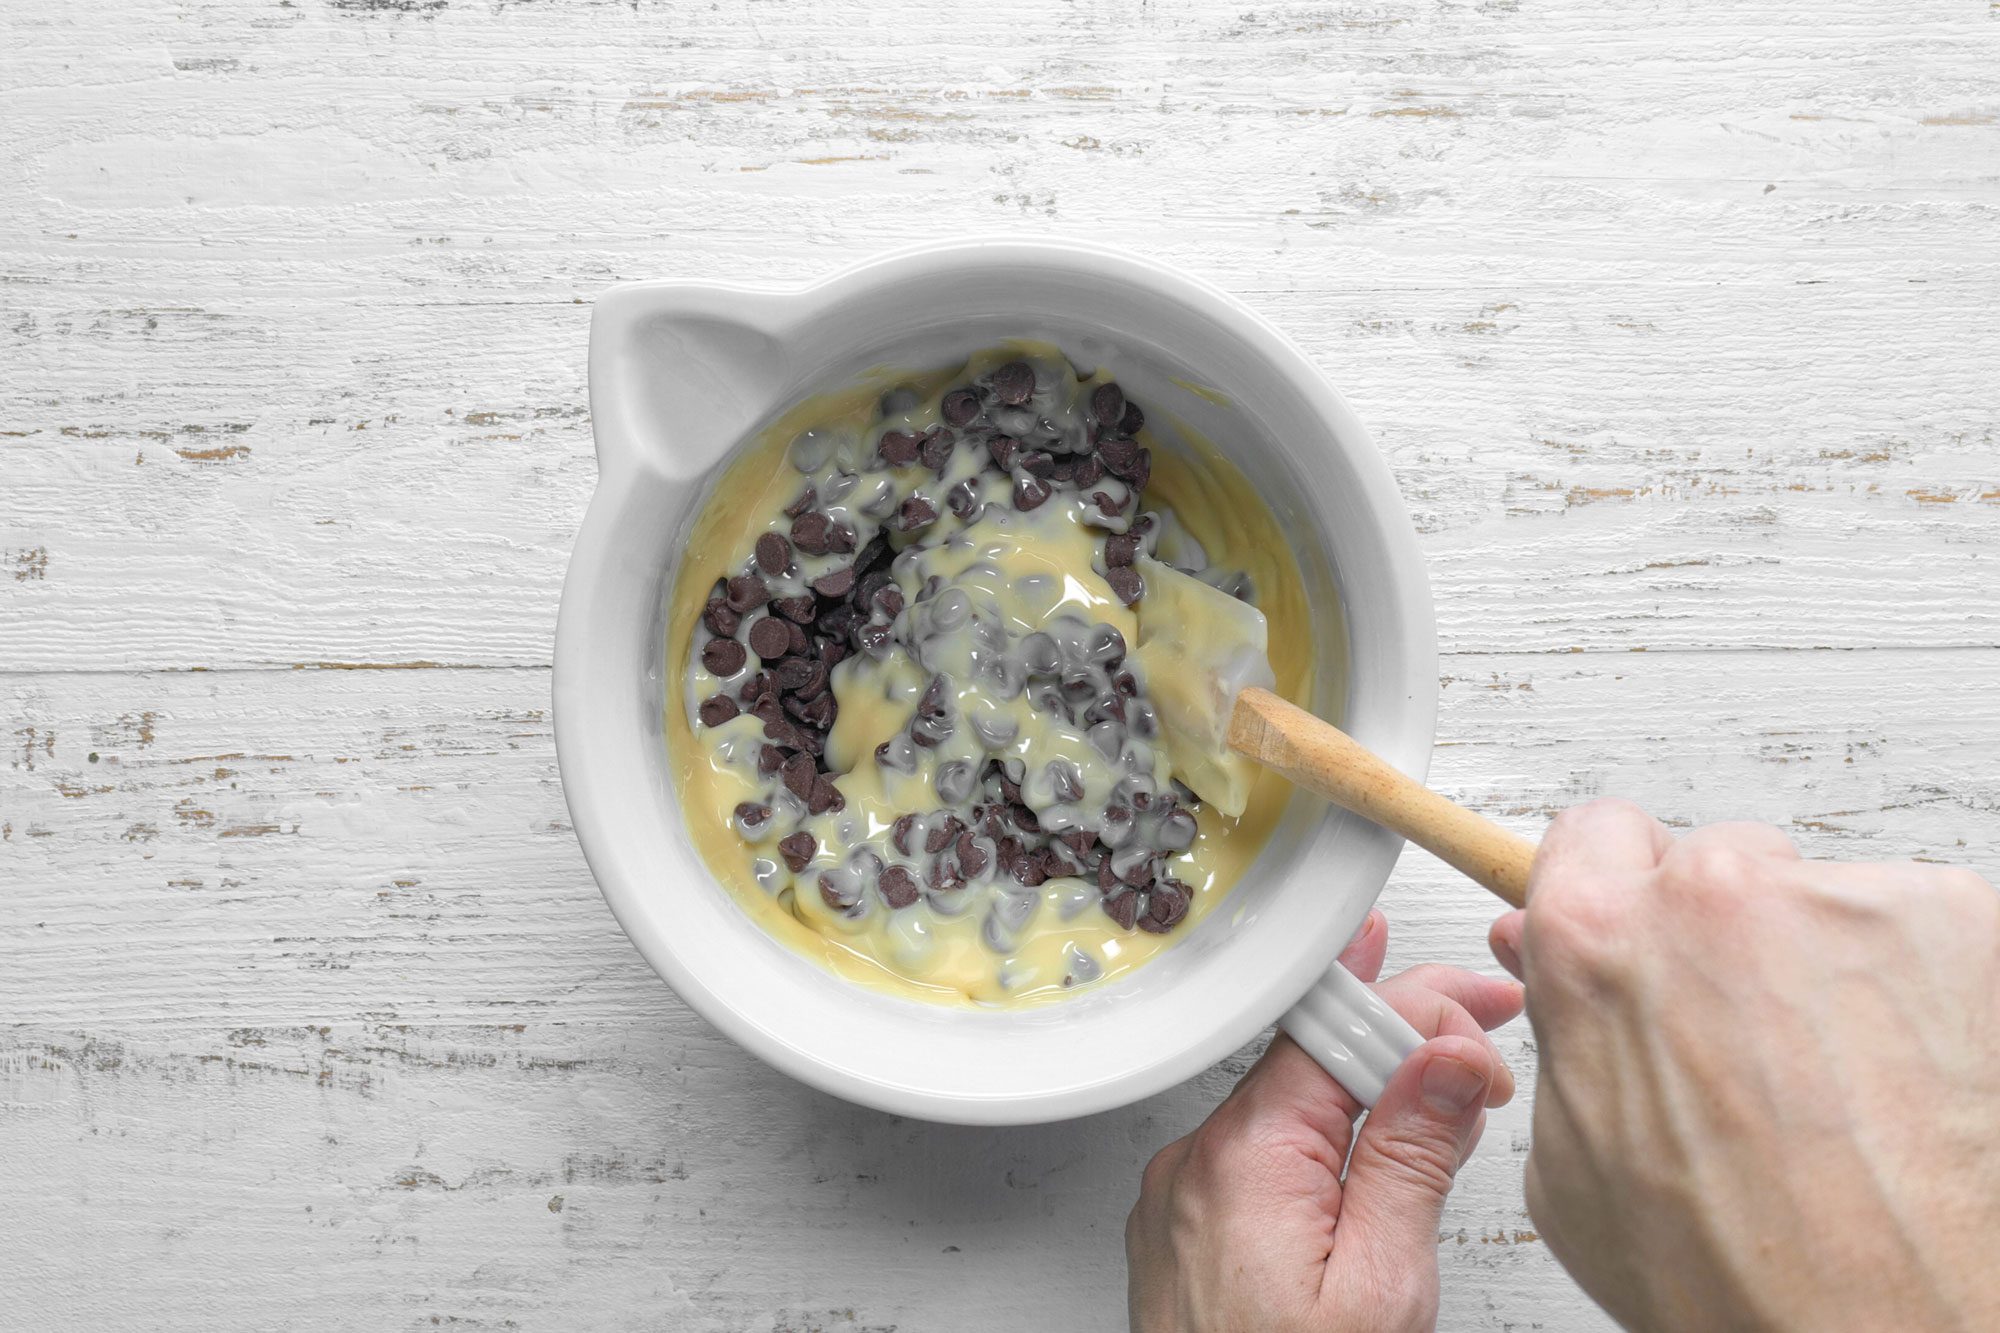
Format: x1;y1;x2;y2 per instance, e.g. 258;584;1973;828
1331;1036;1494;1294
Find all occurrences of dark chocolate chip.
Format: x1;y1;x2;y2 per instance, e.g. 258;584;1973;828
1104;565;1144;606
778;831;816;873
809;774;845;815
856;621;892;657
1013;474;1052;512
1119;400;1145;436
1048;759;1084;803
879;430;921;466
1127;449;1152;491
757;744;786;774
735;801;771;831
749;616;792;661
790;511;831;555
826;521;857;555
703;597;741;638
739;672;774;704
1091;382;1125;429
874;584;905;619
817;602;858;640
942;388;981;427
796;660;831;701
701;637;747;677
772;594;817;624
784;487;817;518
1148;879;1190;928
774;656;815;691
1018;450;1056;479
878;865;919;909
890;814;919;857
1104;533;1140;568
819;873;860;912
755;531;792;576
697;694;740;728
920;429;953;474
991;360;1035;406
947;480;979;520
988;435;1019;471
725;574;770;613
1103;888;1140;930
1072;454;1105;489
1009;803;1041;833
925;815;964;855
856;569;893;607
811;565;856;599
955;830;990;879
897;495;939;532
781;752;817;803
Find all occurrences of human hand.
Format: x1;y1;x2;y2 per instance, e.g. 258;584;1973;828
1491;802;2000;1333
1127;911;1524;1332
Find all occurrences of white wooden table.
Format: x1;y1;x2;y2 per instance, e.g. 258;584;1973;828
5;2;1995;1328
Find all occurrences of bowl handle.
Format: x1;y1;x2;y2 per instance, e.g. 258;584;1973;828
1280;959;1424;1108
587;281;802;482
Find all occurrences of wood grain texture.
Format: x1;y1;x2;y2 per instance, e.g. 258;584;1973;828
4;0;1996;1328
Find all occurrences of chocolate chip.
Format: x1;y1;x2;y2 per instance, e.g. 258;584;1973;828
1104;565;1144;606
757;744;786;774
856;621;892;657
879;430;921;466
878;865;919;909
703;597;741;638
890;814;919;856
755;531;792;576
1048;759;1084;803
1104;533;1140;568
1010;803;1041;833
920;429;953;474
772;594;817;624
874;584;904;619
1013;474;1052;511
763;715;807;751
778;831;816;872
946;479;981;520
1119;400;1145;436
796;660;831;701
897;496;939;532
774;656;814;691
810;565;856;599
991;360;1034;406
1150;879;1190;927
697;694;739;728
817;602;858;640
740;673;775;705
1072;454;1104;489
819;873;860;911
925;815;965;855
784;487;817;518
1018;450;1056;479
942;388;981;426
725;574;769;613
826;521;857;555
791;690;836;729
1091;382;1125;429
701;637;747;677
749;616;792;661
790;511;831;555
955;830;990;878
734;801;771;832
1098;436;1139;476
781;752;817;803
856;533;892;572
988;435;1018;471
809;774;845;815
1087;491;1126;524
1102;888;1140;930
1126;449;1152;491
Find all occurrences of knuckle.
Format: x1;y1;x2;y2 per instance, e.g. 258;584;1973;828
1139;1140;1184;1196
1528;891;1627;968
1362;1125;1461;1196
1661;839;1760;900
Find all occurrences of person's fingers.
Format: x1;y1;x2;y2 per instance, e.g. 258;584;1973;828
1672;821;1801;863
1372;966;1522;1107
1328;1034;1498;1317
1336;908;1389;984
1531;797;1672;896
1489;910;1526;980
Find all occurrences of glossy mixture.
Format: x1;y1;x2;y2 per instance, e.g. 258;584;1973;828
666;343;1314;1006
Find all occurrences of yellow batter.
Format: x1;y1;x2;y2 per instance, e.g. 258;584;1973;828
665;342;1313;1007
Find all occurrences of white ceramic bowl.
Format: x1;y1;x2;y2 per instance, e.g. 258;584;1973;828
555;239;1435;1124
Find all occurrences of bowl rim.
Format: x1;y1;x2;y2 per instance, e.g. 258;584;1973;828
556;236;1438;1123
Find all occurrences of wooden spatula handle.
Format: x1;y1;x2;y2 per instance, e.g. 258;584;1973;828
1227;687;1535;908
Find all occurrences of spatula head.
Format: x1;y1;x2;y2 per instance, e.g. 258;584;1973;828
1132;557;1276;817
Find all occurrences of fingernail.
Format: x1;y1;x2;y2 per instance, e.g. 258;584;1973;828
1491;934;1521;978
1421;1054;1488;1115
